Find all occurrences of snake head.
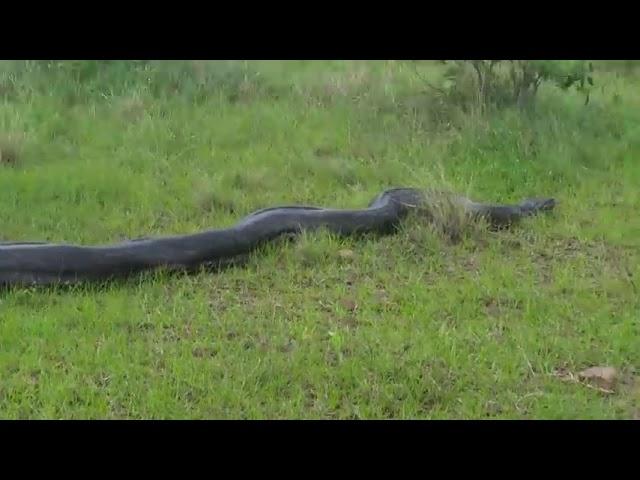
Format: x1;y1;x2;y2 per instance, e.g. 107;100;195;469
519;197;556;214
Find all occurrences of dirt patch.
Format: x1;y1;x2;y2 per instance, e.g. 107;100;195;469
552;365;619;394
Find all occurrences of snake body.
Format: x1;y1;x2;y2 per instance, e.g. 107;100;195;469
0;188;555;287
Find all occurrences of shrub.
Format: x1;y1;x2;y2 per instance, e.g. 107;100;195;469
426;60;595;112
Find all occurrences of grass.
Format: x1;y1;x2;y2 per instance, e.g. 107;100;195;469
0;60;638;419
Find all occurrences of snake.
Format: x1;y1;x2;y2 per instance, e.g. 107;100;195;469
0;188;555;287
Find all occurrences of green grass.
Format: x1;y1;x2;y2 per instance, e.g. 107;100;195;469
0;60;638;419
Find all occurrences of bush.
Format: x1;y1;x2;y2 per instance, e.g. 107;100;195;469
426;60;595;112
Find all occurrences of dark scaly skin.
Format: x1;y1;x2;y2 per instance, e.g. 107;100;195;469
0;188;555;287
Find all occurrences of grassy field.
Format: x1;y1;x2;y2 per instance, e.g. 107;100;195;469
0;60;638;419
